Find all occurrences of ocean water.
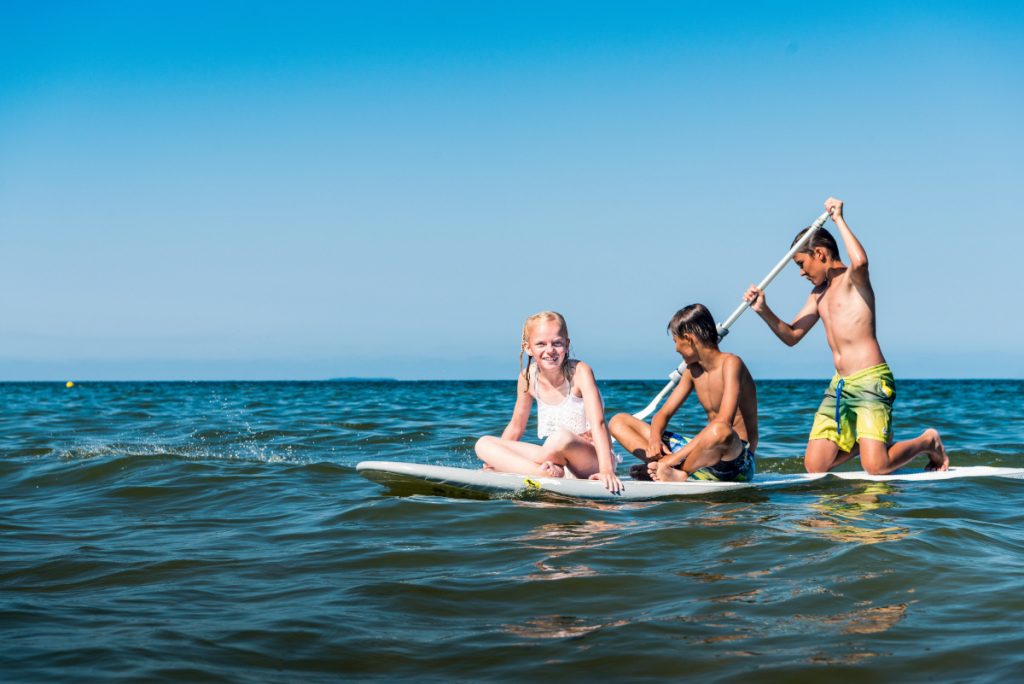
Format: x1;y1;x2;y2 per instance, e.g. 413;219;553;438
2;379;1023;683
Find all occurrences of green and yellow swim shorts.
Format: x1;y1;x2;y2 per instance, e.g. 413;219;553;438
809;363;895;453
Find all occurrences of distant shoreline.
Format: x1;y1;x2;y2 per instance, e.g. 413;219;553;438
326;377;398;382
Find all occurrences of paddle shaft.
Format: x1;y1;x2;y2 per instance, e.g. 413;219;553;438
716;210;830;340
631;210;831;421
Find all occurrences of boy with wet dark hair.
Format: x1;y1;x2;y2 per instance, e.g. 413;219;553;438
744;197;948;474
609;304;758;482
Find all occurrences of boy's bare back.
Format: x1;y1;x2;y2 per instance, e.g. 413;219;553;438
689;352;758;452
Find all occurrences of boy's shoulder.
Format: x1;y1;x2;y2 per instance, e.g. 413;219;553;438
720;351;750;371
689;353;747;382
818;266;859;293
716;353;754;386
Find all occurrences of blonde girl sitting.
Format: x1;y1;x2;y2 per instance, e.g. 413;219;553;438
474;311;623;493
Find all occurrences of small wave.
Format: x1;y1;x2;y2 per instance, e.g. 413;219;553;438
56;441;316;467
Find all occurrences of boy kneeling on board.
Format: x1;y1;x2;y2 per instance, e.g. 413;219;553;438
610;304;758;482
744;197;948;474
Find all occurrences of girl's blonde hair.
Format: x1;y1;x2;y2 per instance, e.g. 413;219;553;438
519;310;574;392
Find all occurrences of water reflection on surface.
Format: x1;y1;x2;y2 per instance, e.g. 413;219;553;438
515;519;630;581
504;615;631;640
800;483;912;544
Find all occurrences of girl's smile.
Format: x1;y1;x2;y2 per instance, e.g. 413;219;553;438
525;320;568;370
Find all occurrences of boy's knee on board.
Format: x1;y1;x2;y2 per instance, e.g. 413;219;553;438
803;458;828;474
859;454;888;475
856;439;890;474
803;451;831;473
804;439;841;473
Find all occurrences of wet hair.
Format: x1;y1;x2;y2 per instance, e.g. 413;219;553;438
667;304;718;347
792;226;839;260
520;311;573;391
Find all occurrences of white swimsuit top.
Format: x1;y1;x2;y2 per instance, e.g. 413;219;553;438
530;363;590;438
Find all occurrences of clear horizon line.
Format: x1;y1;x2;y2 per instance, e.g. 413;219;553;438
4;377;1023;384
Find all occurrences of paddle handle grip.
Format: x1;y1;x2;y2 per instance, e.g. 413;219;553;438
716;211;830;340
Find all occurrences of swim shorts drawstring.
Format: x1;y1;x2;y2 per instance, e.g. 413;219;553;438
834;377;845;434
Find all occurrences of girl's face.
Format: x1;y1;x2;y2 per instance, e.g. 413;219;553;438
525;320;568;371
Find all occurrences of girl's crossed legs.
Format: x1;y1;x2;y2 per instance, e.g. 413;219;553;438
475;428;599;478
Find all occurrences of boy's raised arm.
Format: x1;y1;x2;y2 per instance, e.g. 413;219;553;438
826;197;869;285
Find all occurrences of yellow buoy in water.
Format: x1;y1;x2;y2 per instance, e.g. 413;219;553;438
65;381;75;388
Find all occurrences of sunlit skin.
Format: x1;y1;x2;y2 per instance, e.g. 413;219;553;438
609;324;757;483
743;197;948;475
524;321;569;379
474;318;623;493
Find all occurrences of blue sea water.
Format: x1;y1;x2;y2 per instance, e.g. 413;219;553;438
2;379;1024;682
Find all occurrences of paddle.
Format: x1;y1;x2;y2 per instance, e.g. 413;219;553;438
631;210;832;421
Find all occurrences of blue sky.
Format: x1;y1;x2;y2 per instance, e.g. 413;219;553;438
2;1;1022;380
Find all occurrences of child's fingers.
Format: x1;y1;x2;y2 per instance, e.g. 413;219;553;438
589;472;623;492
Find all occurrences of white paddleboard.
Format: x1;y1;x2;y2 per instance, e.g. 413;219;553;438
830;466;1024;483
356;461;1024;501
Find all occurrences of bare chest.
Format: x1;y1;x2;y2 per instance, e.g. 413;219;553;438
815;278;880;358
816;274;869;323
691;373;723;414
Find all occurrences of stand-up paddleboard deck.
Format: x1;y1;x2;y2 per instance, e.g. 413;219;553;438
356;461;1024;501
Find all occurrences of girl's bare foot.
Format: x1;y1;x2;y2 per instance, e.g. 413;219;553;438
923;428;950;471
539;461;565;478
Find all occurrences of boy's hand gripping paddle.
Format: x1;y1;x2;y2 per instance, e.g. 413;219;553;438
631;211;831;421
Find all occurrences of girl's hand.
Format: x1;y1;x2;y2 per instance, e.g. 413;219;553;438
590;470;623;494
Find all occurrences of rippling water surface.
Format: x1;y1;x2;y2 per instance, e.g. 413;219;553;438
3;380;1024;682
